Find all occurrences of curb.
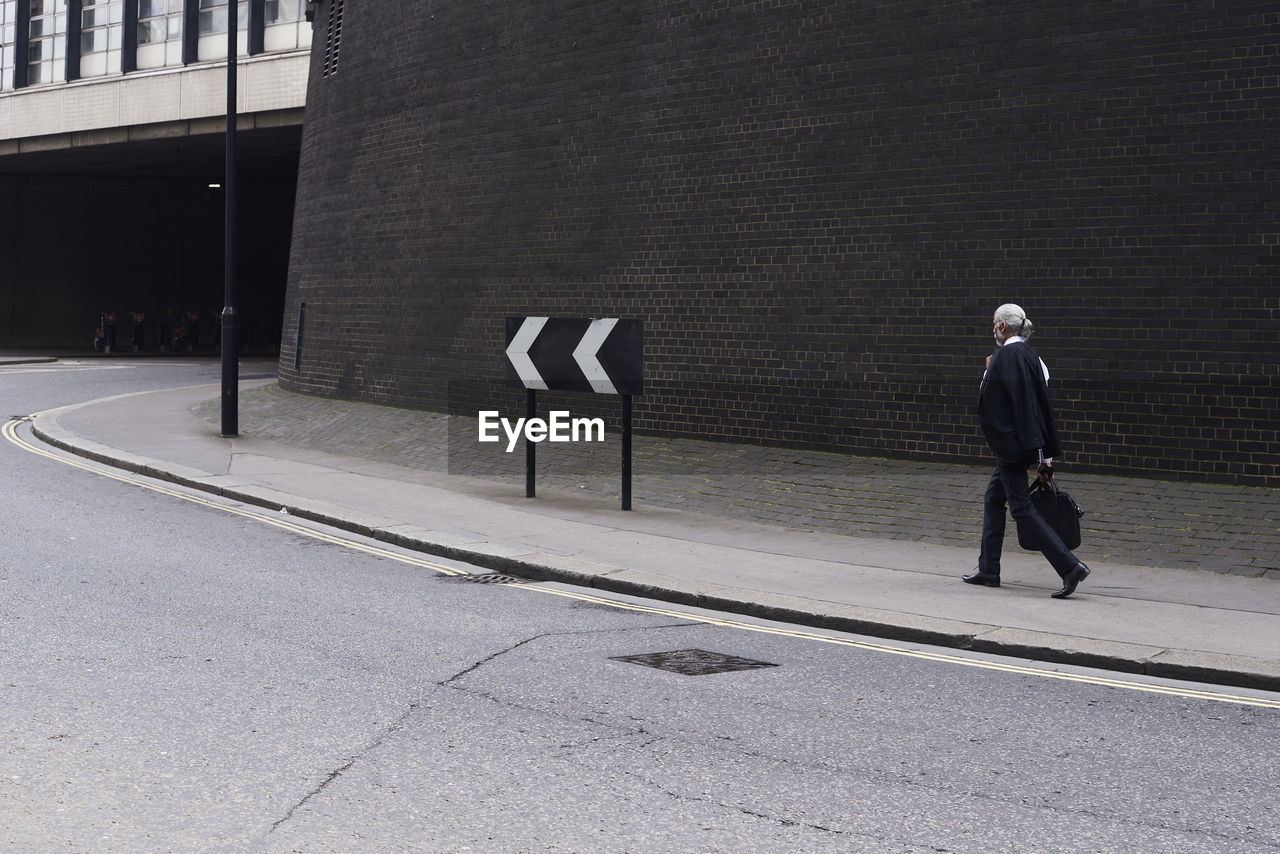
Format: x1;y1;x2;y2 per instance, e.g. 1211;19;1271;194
29;411;1280;696
0;357;58;366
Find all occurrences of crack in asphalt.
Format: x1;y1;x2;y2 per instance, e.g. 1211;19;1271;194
438;620;695;688
268;701;422;834
269;621;696;834
438;635;549;687
635;771;849;838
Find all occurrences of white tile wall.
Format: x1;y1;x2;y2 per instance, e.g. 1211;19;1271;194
0;50;308;142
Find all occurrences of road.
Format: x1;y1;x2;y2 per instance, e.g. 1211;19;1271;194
1;358;1277;853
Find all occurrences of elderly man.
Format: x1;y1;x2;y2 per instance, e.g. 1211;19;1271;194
964;304;1091;599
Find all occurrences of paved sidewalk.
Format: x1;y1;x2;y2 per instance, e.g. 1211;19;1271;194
30;378;1280;693
198;382;1280;579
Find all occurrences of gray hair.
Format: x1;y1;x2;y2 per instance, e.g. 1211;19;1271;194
994;303;1034;338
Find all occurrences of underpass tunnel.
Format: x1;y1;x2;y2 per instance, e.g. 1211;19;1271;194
0;121;301;353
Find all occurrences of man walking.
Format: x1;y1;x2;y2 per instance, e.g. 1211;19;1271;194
964;304;1091;599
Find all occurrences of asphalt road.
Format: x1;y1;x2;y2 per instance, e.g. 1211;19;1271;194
1;359;1277;853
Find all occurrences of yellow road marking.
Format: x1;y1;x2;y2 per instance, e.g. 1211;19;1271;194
524;586;1280;709
6;411;1279;711
3;413;468;577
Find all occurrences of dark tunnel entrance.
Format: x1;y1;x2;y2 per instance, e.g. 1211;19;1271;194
0;121;301;354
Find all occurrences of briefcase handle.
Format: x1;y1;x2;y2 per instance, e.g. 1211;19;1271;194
1031;476;1084;519
1029;477;1058;497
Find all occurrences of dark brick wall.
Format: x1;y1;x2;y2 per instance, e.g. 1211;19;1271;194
280;0;1280;486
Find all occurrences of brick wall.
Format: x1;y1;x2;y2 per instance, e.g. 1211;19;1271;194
280;0;1280;486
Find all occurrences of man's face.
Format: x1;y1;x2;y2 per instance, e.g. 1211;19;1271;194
993;316;1006;345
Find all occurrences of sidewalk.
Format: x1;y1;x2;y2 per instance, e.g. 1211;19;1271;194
30;377;1280;693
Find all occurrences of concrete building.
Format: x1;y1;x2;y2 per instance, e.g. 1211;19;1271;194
0;0;309;349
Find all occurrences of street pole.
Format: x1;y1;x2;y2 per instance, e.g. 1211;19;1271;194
220;0;239;438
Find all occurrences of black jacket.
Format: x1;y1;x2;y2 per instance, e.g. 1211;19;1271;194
979;340;1062;464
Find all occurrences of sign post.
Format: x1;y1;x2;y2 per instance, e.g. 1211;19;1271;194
621;393;633;511
505;317;643;510
526;387;537;499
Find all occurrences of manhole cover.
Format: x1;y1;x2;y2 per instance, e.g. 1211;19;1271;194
448;573;527;585
610;648;778;676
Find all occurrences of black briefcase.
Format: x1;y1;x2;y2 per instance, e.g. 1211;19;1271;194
1018;477;1084;551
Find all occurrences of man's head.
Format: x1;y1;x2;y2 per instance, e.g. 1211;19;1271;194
993;303;1033;345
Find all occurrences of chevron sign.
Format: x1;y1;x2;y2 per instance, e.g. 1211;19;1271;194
505;317;643;396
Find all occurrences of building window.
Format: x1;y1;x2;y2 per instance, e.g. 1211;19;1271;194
80;0;120;54
1;0;15;89
136;0;179;45
197;0;245;36
27;0;68;86
0;0;307;85
265;0;299;25
195;0;246;60
262;0;304;51
79;0;122;76
135;0;182;68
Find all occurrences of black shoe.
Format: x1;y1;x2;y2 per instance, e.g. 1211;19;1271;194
962;570;1001;588
1051;562;1091;599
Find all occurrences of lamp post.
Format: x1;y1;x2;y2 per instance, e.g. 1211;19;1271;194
220;0;239;438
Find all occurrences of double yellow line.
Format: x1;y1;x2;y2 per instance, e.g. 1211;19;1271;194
7;410;1279;710
3;410;470;577
532;586;1280;709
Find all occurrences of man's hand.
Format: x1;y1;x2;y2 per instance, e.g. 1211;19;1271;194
1037;462;1054;483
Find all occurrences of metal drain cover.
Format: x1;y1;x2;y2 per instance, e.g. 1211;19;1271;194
449;573;527;584
610;648;778;676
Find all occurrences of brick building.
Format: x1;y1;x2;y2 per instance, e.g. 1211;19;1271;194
280;0;1280;486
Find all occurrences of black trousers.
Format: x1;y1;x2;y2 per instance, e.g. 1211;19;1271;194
979;460;1078;578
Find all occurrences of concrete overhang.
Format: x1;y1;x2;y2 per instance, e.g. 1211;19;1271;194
0;51;308;179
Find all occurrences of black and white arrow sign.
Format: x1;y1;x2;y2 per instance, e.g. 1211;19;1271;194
505;317;643;395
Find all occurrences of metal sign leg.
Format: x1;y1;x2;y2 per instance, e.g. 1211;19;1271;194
622;394;632;511
525;389;536;499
